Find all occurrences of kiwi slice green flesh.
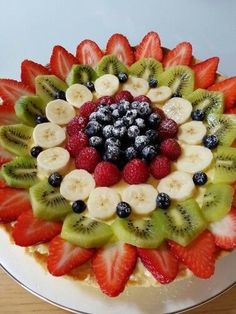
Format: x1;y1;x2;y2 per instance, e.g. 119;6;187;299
61;213;113;248
35;75;68;104
1;156;38;188
66;64;97;85
30;180;72;221
0;124;33;155
14;95;46;126
206;114;236;146
129;58;163;81
213;146;236;183
201;183;233;222
158;65;194;97
186;89;224;118
153;199;206;246
96;55;128;77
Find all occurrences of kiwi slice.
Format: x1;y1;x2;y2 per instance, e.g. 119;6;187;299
158;65;194;97
14;95;46;126
0;124;33;155
201;183;233;222
1;156;38;188
35;75;68;103
30;180;72;221
66;64;97;86
186;89;224;118
61;213;113;248
213;146;236;183
129;58;163;81
206;114;236;146
96;55;128;77
153;199;206;246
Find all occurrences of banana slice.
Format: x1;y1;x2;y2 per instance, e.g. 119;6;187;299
178;121;207;145
33;122;66;148
122;76;149;97
60;169;95;202
162;97;192;124
87;187;121;220
37;147;70;177
66;84;93;108
176;144;213;173
157;171;195;201
122;184;157;215
146;86;172;103
46;99;76;125
94;74;119;96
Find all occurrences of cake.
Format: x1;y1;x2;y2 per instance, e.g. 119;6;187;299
0;31;235;298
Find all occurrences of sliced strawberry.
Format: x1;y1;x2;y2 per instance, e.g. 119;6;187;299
137;243;179;284
106;33;134;66
76;39;104;68
12;211;62;246
163;42;192;68
232;183;236;207
0;178;8;188
169;231;216;279
208;77;236;109
135;31;162;61
92;243;137;297
47;236;95;276
50;45;78;81
226;107;236;114
192;57;219;89
21;60;50;92
0;188;32;223
0;146;13;166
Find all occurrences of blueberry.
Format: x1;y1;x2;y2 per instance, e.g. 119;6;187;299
123;110;138;126
125;146;138;160
103;125;114;138
30;146;43;158
118;72;128;83
72;200;87;213
145;129;159;143
156;193;171;209
137;102;152;117
89;136;103;149
127;125;140;139
192;171;208;186
85;81;95;92
55;90;66;100
202;135;219;149
116;202;132;218
105;137;121;148
89;112;97;120
112;126;127;139
114;119;125;127
112;109;120;119
148;113;161;128
110;103;118;111
141;145;157;162
191;109;205;121
135;118;146;130
134;135;150;152
104;145;121;162
131;101;140;110
48;172;63;188
96;107;112;124
149;79;158;88
172;92;182;98
118;100;130;116
85;121;102;137
35;115;49;124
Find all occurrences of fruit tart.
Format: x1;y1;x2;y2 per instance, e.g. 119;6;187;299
0;31;236;298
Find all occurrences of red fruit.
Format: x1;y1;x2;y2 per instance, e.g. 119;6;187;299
232;183;236;207
137;243;179;284
94;161;121;186
106;33;134;66
47;236;95;276
123;159;149;184
79;101;98;119
96;96;115;106
150;155;171;179
75;147;101;173
66;132;89;157
133;95;151;104
76;39;104;68
208;77;236;109
226;107;236;114
169;231;216;279
115;90;133;103
163;42;192;68
160;138;182;161
92;242;137;297
0;146;13;166
12;211;62;247
21;59;50;92
0;188;32;223
158;118;178;140
66;115;88;136
135;31;163;61
192;57;219;89
152;107;165;120
50;45;78;81
0;178;8;188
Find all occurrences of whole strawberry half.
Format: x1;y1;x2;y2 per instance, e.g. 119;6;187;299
135;31;162;61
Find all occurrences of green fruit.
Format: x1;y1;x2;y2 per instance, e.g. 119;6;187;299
129;58;163;81
201;183;234;222
61;213;113;248
96;55;128;77
30;180;72;221
66;64;97;85
0;124;33;155
158;65;194;97
213;146;236;183
1;156;38;188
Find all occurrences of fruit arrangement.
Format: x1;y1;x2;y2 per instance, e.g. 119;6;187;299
0;31;236;298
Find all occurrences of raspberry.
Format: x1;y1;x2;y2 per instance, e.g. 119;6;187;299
123;159;149;184
115;90;133;103
96;96;115;106
75;147;101;173
94;161;121;186
66;116;88;136
158;118;178;140
66;132;89;157
152;107;165;120
133;95;151;104
160;139;182;161
150;155;171;179
79;101;98;119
